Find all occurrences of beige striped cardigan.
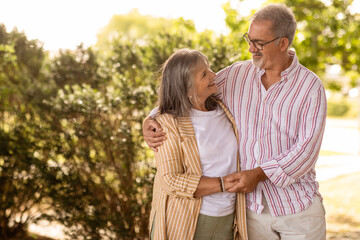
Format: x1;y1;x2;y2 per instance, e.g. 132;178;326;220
149;100;248;240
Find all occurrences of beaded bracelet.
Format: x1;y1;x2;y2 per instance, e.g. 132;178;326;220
220;177;225;192
218;177;224;192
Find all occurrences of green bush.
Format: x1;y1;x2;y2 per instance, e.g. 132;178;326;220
327;94;359;118
327;99;350;117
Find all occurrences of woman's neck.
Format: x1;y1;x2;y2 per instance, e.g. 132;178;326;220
192;101;208;111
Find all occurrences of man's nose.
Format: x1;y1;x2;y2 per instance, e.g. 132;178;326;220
249;42;259;53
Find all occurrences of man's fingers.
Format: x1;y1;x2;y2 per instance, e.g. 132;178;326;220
142;116;167;151
150;147;158;152
144;118;162;132
225;172;241;182
227;184;241;193
145;135;167;146
144;130;166;138
148;140;163;148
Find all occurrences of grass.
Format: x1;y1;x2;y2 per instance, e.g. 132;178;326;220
320;172;360;239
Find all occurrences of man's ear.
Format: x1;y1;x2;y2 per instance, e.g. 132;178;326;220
279;38;290;52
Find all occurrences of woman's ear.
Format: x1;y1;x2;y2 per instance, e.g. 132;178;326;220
187;89;194;99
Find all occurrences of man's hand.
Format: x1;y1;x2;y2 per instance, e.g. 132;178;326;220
223;177;239;191
142;116;166;152
224;167;268;193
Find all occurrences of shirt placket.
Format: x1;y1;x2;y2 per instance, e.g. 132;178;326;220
256;80;268;165
252;75;268;213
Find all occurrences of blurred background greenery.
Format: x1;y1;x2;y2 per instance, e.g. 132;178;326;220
1;0;359;239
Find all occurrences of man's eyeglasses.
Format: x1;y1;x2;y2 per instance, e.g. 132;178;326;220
243;33;280;50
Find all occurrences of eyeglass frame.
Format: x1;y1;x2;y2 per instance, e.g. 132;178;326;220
243;32;280;50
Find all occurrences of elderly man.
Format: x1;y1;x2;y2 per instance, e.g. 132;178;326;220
143;4;327;239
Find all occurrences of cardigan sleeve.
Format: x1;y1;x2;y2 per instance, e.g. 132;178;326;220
154;114;201;199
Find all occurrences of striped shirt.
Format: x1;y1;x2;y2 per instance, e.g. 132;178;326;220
149;101;248;240
215;50;327;217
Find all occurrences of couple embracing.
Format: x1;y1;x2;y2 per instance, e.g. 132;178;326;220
143;4;327;240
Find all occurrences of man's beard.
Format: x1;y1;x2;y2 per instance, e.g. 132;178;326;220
252;54;263;68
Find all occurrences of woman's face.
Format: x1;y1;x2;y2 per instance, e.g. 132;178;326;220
190;62;217;103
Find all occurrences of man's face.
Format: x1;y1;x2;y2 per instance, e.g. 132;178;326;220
247;20;280;69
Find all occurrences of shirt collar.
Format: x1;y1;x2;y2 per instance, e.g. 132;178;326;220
280;49;298;78
256;49;299;80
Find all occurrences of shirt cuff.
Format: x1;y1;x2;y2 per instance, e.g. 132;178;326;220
260;160;295;188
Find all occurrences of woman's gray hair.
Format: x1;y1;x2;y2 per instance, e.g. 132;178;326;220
157;48;217;117
251;3;297;47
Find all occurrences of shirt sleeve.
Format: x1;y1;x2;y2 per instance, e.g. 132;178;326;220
214;65;230;101
154;114;201;199
260;87;327;188
148;106;159;118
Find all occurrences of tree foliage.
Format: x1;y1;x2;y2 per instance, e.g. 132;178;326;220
223;0;360;89
0;25;59;239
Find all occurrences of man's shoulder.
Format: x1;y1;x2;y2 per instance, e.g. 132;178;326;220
218;60;255;79
292;63;326;99
297;63;324;87
228;60;254;71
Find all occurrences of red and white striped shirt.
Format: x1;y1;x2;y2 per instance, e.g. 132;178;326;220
215;50;327;216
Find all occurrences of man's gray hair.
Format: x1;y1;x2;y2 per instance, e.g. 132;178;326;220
251;4;297;47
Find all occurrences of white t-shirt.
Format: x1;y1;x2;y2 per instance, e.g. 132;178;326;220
149;106;237;216
190;106;237;217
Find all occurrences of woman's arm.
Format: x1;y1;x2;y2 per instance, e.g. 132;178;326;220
155;114;201;199
194;176;237;197
194;177;221;197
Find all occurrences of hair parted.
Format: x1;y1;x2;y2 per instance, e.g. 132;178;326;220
251;3;297;47
157;48;217;117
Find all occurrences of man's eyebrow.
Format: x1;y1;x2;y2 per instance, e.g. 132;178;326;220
251;38;265;42
248;35;265;42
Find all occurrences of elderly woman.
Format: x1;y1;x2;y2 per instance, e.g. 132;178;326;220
149;49;247;240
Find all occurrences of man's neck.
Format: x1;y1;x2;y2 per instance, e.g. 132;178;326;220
261;53;292;90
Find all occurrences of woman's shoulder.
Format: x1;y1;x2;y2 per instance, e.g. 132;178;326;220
155;112;176;123
155;113;180;135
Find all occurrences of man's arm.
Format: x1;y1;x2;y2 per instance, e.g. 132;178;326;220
258;87;327;188
213;65;229;101
225;87;327;192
